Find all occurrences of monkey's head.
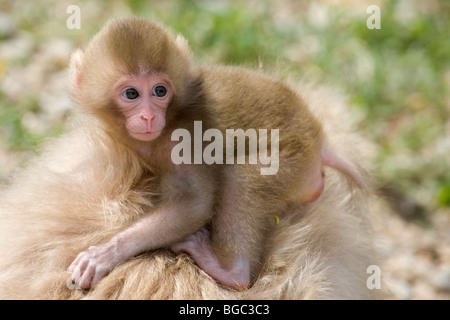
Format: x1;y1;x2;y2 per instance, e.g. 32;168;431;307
70;18;194;142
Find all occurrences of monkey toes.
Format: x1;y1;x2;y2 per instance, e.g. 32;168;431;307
171;229;250;290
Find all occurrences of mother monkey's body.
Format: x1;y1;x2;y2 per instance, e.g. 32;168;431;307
0;18;376;299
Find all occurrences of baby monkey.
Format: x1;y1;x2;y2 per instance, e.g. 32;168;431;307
68;18;363;290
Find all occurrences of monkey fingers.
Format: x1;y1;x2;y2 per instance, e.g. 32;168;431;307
171;228;250;290
68;243;121;289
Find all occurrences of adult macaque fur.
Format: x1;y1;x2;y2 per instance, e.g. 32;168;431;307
0;18;377;299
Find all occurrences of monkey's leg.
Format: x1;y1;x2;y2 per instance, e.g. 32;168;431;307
208;161;306;287
211;172;274;288
172;166;271;290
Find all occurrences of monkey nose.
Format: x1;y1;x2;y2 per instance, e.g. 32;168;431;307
139;113;154;131
139;113;154;122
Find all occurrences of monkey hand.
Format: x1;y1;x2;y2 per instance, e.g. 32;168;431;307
67;240;122;289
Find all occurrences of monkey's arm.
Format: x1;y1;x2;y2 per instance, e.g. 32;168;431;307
68;167;215;289
68;205;196;288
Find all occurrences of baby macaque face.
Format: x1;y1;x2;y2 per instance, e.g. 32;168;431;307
113;73;174;141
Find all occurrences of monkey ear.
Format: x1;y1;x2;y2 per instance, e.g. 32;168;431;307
175;34;194;73
69;49;84;92
175;35;192;56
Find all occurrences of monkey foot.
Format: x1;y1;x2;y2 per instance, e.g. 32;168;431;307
171;229;250;290
171;228;212;255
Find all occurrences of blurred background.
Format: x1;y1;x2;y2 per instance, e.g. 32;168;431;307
0;0;448;299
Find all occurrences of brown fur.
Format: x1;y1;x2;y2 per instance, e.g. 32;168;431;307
0;18;376;299
0;85;376;299
198;65;325;275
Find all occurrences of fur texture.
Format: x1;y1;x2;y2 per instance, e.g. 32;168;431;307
0;18;377;299
0;81;376;299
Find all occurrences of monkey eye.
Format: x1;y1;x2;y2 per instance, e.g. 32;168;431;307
122;88;139;100
153;85;167;97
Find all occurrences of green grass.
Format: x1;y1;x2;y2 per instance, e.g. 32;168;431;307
0;94;41;151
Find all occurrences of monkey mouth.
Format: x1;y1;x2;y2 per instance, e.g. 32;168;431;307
130;130;162;141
